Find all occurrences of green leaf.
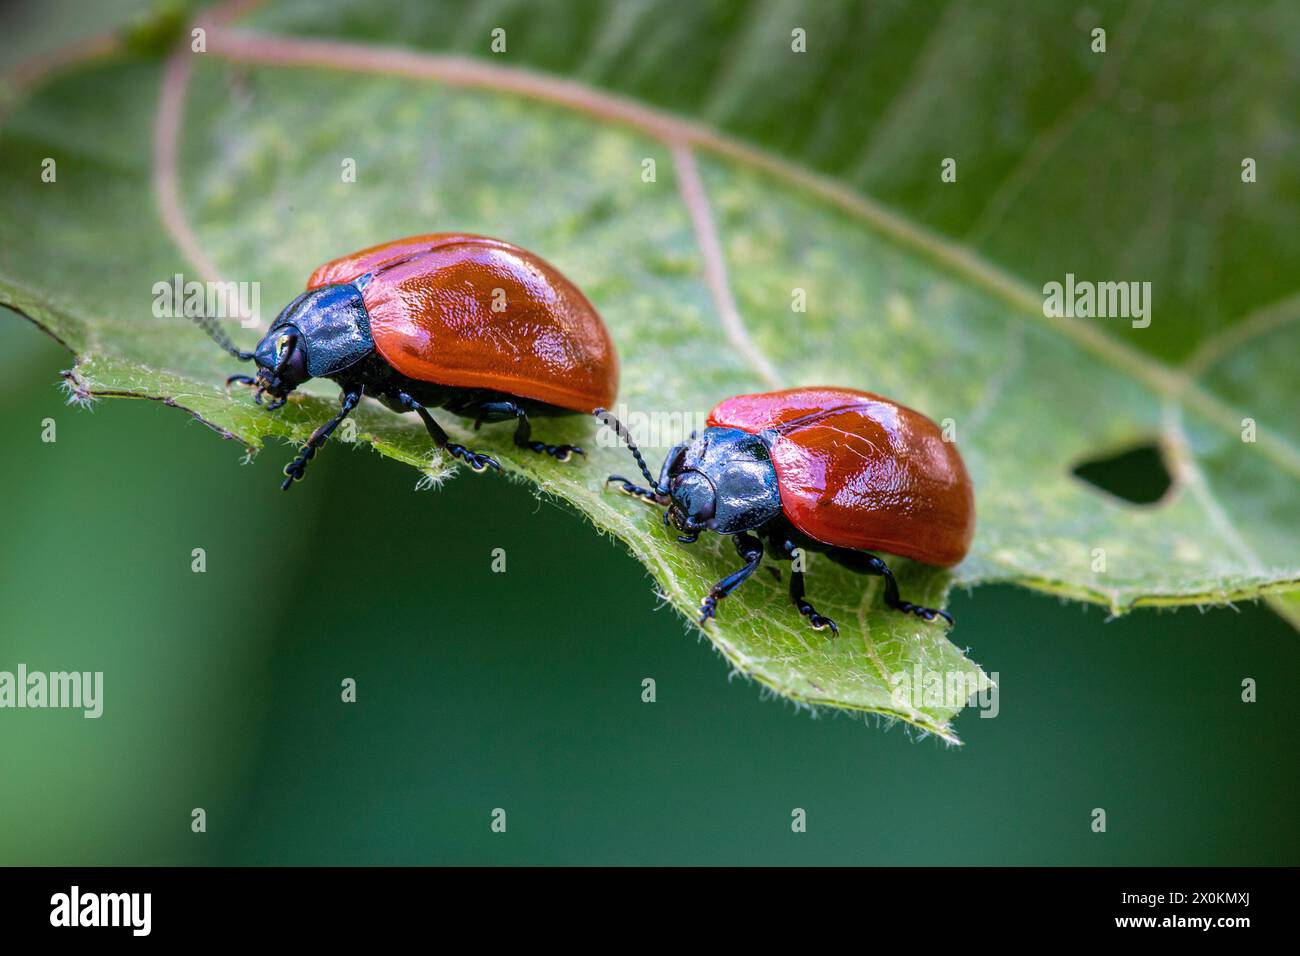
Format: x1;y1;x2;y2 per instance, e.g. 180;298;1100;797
1267;592;1300;632
2;0;1297;741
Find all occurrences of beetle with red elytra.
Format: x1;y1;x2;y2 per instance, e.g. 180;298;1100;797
599;387;975;633
192;233;618;488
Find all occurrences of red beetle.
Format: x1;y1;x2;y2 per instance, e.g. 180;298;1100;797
600;387;975;632
197;233;618;488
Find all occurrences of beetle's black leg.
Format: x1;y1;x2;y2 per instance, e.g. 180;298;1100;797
873;556;953;624
280;389;361;491
853;552;953;625
766;533;836;635
699;533;764;625
788;566;839;637
511;406;585;461
605;475;665;507
470;400;584;462
396;391;500;473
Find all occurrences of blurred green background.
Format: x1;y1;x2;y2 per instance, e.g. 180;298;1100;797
1;314;1296;865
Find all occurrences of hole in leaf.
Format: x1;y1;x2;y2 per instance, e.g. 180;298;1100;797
1072;443;1172;504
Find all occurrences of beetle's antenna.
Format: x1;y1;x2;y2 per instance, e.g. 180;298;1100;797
594;408;657;487
188;313;253;361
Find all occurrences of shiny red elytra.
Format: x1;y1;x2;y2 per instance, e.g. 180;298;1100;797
708;388;975;566
202;233;619;488
307;234;618;415
601;387;975;632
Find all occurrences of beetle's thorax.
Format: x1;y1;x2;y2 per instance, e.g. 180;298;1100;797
266;281;375;381
663;426;782;535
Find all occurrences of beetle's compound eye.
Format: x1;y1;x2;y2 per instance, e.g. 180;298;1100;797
671;470;716;524
274;333;303;379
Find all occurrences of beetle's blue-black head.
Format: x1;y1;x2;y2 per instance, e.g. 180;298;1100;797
660;427;782;540
248;317;308;407
240;282;375;408
598;409;782;543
